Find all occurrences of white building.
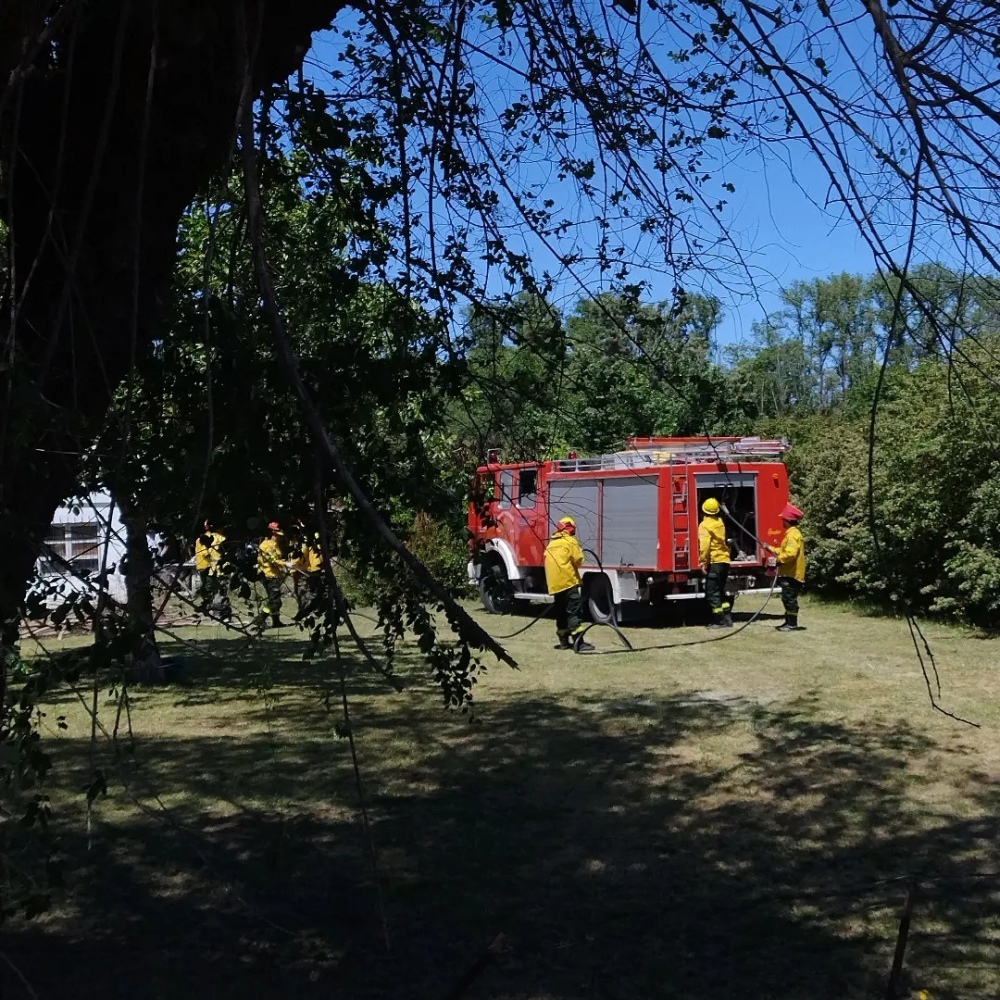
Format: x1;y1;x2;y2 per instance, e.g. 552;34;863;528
31;492;128;606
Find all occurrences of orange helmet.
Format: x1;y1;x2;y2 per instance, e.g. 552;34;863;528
780;503;803;522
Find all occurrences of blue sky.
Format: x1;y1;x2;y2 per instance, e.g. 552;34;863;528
669;146;877;350
304;13;901;354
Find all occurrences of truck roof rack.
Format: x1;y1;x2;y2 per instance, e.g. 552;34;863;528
553;436;790;473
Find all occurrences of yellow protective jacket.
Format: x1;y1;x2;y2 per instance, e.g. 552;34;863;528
775;525;806;583
195;531;225;574
698;515;729;565
298;540;323;575
258;536;286;579
544;531;585;594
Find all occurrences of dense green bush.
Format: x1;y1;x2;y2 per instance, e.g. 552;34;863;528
779;338;1000;624
405;512;470;592
337;511;470;607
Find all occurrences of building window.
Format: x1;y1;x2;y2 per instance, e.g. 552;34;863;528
41;522;102;576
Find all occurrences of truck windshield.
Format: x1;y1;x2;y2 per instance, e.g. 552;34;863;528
473;473;496;503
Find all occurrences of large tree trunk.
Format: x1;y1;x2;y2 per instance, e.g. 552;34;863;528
0;1;345;680
118;497;160;672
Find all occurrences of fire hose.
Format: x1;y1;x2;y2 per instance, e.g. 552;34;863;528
572;570;779;656
490;505;784;653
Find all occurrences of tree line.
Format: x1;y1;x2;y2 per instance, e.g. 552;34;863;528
450;266;1000;625
104;182;1000;628
29;164;1000;645
92;184;1000;630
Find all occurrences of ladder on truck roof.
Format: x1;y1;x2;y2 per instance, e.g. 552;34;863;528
553;436;790;473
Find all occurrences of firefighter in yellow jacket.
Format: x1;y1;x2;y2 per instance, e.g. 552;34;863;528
699;497;733;628
194;520;229;617
258;521;289;629
766;502;806;632
294;529;326;620
544;515;594;653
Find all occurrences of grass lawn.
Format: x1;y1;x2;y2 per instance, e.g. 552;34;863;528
6;594;1000;999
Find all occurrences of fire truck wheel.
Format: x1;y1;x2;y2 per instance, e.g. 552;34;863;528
585;573;618;625
479;558;514;615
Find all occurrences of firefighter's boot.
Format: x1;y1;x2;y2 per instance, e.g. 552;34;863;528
706;612;729;630
554;630;572;650
721;610;734;628
572;631;595;653
777;616;798;632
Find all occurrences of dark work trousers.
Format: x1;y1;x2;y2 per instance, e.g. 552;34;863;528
199;572;219;609
264;577;283;621
297;572;326;619
780;577;803;616
553;586;584;641
200;573;230;615
704;562;731;615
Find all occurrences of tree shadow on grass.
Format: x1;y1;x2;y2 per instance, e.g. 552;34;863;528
29;632;402;715
161;634;402;705
5;674;1000;999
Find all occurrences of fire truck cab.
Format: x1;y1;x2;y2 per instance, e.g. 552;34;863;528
467;436;792;623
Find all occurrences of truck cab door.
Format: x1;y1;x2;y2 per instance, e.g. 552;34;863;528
512;466;544;566
495;469;517;544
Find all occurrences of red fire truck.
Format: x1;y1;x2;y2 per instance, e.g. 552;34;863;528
467;436;792;623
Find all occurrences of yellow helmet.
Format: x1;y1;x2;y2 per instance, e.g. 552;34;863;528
557;515;576;529
702;497;720;515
